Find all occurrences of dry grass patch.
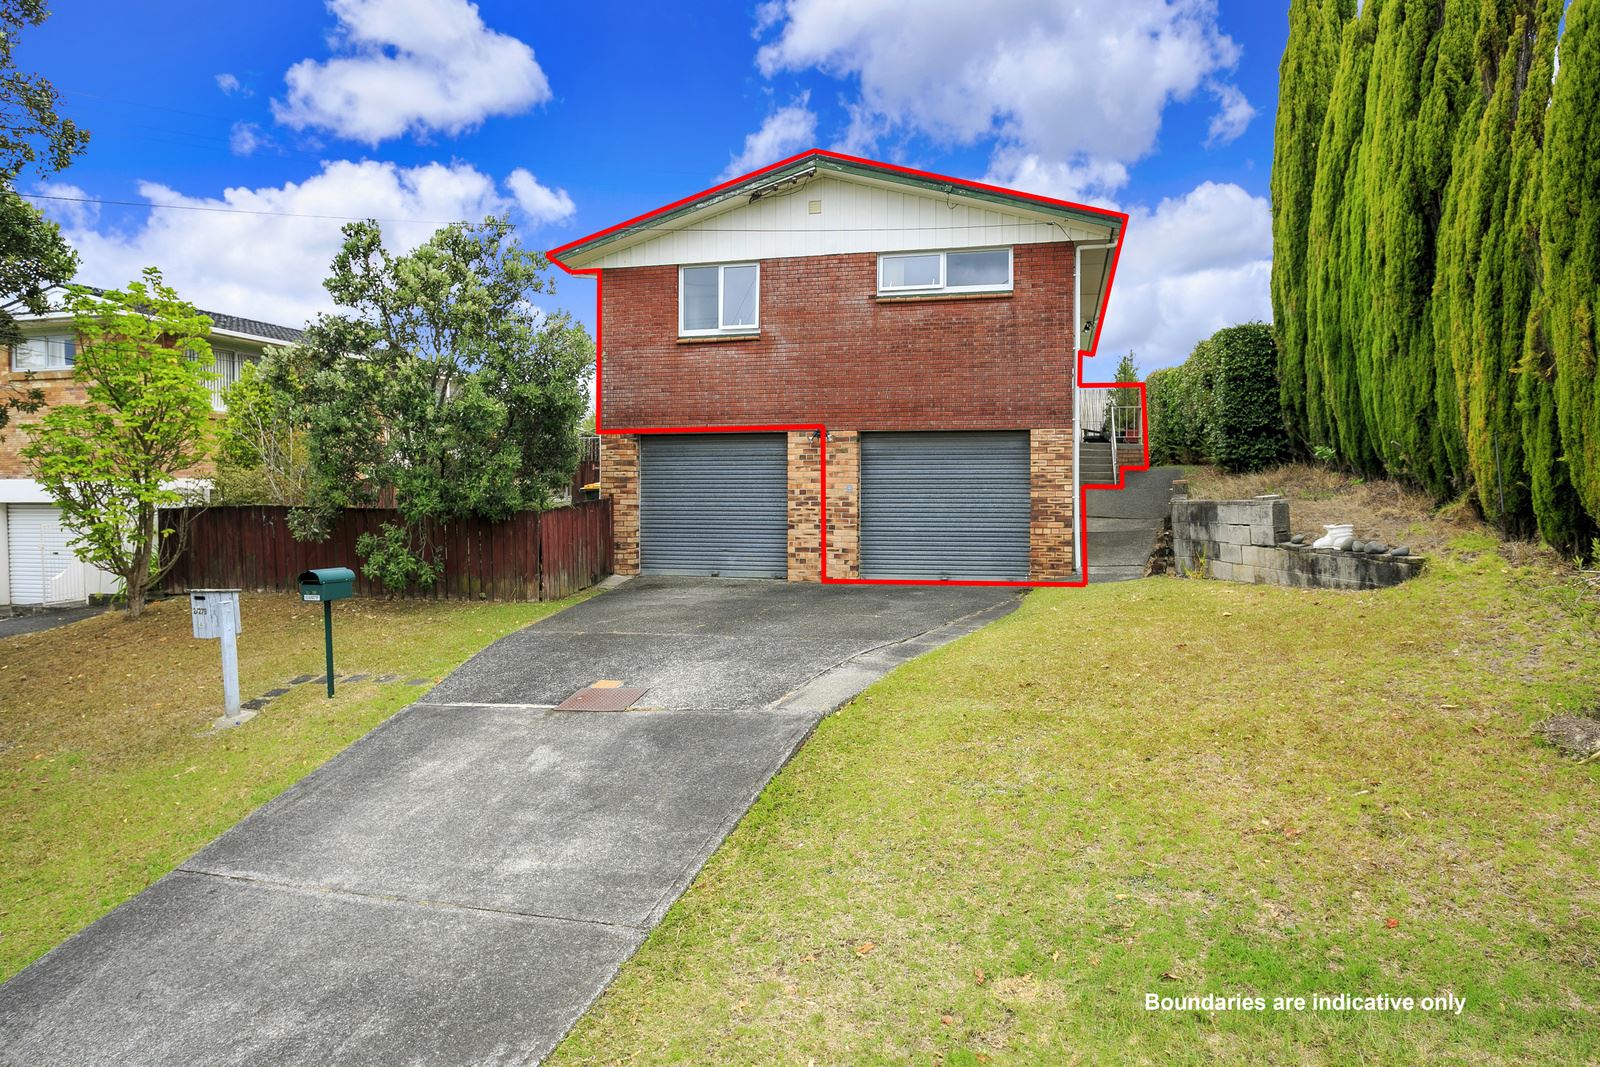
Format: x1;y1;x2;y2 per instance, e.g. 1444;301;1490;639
0;590;590;979
1182;463;1490;556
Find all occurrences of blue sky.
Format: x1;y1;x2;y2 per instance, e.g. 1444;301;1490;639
23;0;1287;370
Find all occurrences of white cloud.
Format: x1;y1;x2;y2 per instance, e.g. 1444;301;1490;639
721;95;818;179
756;0;1243;168
229;122;271;157
753;0;1266;365
34;181;99;229
1094;181;1272;367
215;72;247;95
505;168;575;224
53;161;513;328
984;151;1131;206
273;0;550;145
1205;82;1256;147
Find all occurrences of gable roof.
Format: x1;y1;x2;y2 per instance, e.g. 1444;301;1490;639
548;149;1126;271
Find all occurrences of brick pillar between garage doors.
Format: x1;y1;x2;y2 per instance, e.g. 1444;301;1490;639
1030;427;1075;580
824;430;859;579
787;431;822;581
600;434;640;576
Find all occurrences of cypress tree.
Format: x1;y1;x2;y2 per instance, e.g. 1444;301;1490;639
1272;0;1357;453
1305;0;1381;470
1434;0;1562;534
1539;0;1600;540
1355;0;1481;496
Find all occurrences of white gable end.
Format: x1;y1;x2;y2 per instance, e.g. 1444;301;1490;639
585;174;1110;270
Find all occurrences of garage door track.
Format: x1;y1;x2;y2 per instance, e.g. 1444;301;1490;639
0;577;1018;1066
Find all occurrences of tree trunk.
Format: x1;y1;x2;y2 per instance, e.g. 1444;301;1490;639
124;506;152;618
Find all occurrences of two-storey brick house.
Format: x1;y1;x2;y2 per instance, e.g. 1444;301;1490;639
0;298;302;608
549;150;1127;583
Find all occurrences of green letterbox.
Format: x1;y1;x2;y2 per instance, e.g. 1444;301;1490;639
298;567;355;696
298;567;355;602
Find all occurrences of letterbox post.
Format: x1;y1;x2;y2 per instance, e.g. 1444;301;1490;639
322;598;335;697
297;568;355;698
189;589;245;727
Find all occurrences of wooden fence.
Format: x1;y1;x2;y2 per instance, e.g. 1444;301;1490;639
159;499;612;601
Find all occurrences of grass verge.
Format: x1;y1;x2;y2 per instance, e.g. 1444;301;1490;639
0;590;589;980
552;540;1598;1063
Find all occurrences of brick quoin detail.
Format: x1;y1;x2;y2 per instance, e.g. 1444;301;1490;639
1030;427;1075;579
824;430;860;579
599;242;1074;430
787;431;822;581
600;434;640;575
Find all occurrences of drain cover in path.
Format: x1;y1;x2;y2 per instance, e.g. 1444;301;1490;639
555;685;649;712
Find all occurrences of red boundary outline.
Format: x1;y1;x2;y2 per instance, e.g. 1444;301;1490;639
548;148;1146;588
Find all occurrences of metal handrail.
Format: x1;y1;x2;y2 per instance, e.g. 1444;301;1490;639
1109;398;1118;475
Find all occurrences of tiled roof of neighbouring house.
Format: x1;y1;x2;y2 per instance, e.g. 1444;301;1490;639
199;309;304;343
46;286;305;344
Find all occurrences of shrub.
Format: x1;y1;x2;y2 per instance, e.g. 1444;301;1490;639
1144;323;1288;472
1206;322;1289;472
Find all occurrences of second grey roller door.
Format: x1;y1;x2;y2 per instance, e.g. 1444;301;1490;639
859;431;1030;580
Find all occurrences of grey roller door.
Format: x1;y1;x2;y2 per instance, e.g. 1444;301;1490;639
860;431;1030;580
640;433;788;578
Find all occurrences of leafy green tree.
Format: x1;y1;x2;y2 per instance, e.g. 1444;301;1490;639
212;351;313;505
1272;0;1355;453
293;216;594;590
20;270;214;617
1110;350;1141;433
0;0;89;434
1537;0;1600;544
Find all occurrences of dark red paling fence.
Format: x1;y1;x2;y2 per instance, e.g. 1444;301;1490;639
159;499;612;601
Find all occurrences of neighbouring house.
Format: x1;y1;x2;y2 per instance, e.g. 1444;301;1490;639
0;294;303;609
548;150;1133;583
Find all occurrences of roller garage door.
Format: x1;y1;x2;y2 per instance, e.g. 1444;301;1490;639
7;504;81;605
860;431;1031;580
639;433;788;578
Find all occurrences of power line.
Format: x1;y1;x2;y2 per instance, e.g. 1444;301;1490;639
19;191;469;226
20;190;1106;234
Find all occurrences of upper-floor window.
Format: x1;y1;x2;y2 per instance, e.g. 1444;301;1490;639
878;248;1013;295
11;333;76;371
680;263;759;336
187;347;261;410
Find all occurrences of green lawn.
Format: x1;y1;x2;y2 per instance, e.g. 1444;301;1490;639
551;540;1599;1065
0;590;590;980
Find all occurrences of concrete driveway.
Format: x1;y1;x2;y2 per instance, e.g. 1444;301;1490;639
0;577;1018;1066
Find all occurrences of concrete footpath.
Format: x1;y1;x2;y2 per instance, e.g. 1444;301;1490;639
0;577;1018;1066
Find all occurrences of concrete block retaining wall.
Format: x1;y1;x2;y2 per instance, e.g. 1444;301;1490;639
1171;496;1423;591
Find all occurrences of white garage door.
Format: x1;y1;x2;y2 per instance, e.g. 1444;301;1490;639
8;505;85;605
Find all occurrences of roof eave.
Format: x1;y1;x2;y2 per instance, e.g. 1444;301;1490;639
550;150;1125;270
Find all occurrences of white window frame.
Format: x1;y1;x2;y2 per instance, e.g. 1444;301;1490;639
10;332;76;371
678;262;760;337
877;247;1013;296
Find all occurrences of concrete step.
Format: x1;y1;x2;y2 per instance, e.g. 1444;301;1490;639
1087;565;1149;583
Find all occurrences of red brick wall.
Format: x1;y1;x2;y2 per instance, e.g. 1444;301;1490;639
0;368;85;476
599;243;1075;430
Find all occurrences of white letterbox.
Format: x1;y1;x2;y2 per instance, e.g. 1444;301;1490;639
190;589;242;640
